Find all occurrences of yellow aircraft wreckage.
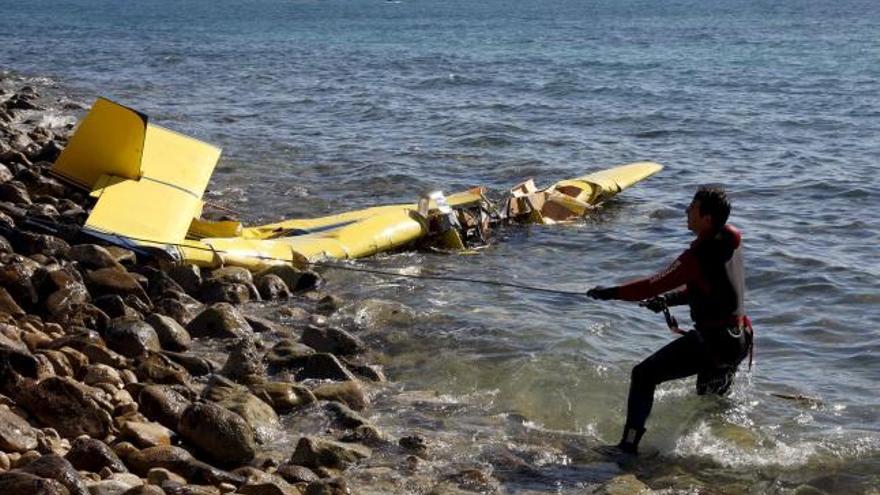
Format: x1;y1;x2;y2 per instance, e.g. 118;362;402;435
49;98;662;271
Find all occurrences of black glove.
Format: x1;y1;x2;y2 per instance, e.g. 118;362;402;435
587;286;617;300
641;296;667;313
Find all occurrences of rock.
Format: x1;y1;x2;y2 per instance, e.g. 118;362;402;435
82;364;124;388
135;353;191;386
137;386;192;431
104;318;161;358
264;340;314;372
38;349;74;377
18;454;88;495
17;376;114;439
167;265;201;295
186;303;252;339
153;298;198;327
398;435;427;455
290;437;370;470
64;436;128;473
237;477;300;495
220;338;265;382
178;402;257;466
121;486;165;495
120;421;174;448
315;295;341;316
303;478;348;495
256;266;320;294
68;244;124;270
0;254;39;309
15;232;70;258
104;247;137;266
125;445;244;486
275;464;319;484
93;295;141;320
0;406;39;452
247;380;315;413
85;269;149;303
0;181;31;204
0;471;70;494
0;163;13;183
208;267;253;286
312;380;367;411
81;343;128;369
197;280;251;305
592;474;652;495
30;141;64;163
145;314;191;352
146;467;187;485
88;479;134;495
323;401;369;429
242;315;278;334
294;354;356;382
301;326;365;356
160;352;215;377
254;274;289;301
0;286;25;317
340;358;385;383
202;377;279;443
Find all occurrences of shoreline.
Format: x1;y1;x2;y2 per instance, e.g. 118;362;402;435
0;69;655;495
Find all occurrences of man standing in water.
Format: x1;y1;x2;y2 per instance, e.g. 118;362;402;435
587;186;752;455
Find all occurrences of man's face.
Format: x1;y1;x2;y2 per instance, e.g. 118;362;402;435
686;199;711;234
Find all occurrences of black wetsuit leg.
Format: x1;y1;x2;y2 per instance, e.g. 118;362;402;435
625;331;709;431
696;328;751;395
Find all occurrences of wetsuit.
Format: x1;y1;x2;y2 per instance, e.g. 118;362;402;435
611;224;751;433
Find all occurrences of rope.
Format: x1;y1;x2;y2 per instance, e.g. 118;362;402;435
67;223;588;298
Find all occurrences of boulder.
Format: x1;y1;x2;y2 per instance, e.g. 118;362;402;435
294;354;356;382
137;386;192;431
125;445;246;485
85;268;149;303
256;266;320;293
303;478;348;495
197;280;251;305
64;436;128;473
207;267;252;286
0;405;39;452
160;351;215;377
315;295;342;316
301;325;365;356
0;471;70;495
14;232;70;258
104;247;137;266
87;479;134;495
145;314;191;352
0;286;25;317
220;338;265;382
104;318;161;358
264;340;314;372
202;376;279;442
186;303;252;339
121;485;165;495
167;265;201;295
178;402;257;466
92;295;140;320
289;436;370;470
312;380;367;411
593;474;652;495
135;353;191;386
322;401;369;429
0;181;31;204
82;364;124;388
120;421;174;448
18;454;88;495
254;274;289;301
247;380;315;413
17;376;113;439
67;244;123;270
275;464;319;484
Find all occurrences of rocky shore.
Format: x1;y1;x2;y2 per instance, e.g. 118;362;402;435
0;73;654;495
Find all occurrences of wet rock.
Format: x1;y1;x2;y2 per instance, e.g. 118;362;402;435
592;474;651;495
145;314;191;352
52;303;110;332
323;401;369;430
208;266;253;286
18;454;88;495
186;303;252;339
242;315;279;334
124;445;244;486
105;247;137;267
146;467;187;485
160;351;215;377
16;232;70;258
0;286;25;317
154;297;198;327
120;421;174;448
303;478;348;495
398;435;427;456
168;265;201;295
89;479;135;495
17;376;114;439
237;476;300;495
294;354;356;382
93;295;141;320
0;163;13;183
135;353;191;386
290;436;370;470
30;141;64;163
0;255;40;311
247;380;315;413
312;380;367;411
202;376;279;443
0;405;39;452
254;274;289;301
315;295;341;316
197;280;251;305
301;325;365;357
81;343;128;369
220;338;265;382
86;269;149;303
137;386;192;431
264;340;314;372
340;358;385;383
68;244;124;271
178;402;257;466
82;363;123;388
275;464;319;485
64;436;128;473
256;266;320;294
0;180;31;204
122;486;165;495
38;349;74;377
105;318;161;358
0;234;13;252
0;471;70;494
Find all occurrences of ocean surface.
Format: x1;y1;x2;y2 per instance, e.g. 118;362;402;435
2;0;879;492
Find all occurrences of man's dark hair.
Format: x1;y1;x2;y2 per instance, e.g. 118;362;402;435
694;185;730;231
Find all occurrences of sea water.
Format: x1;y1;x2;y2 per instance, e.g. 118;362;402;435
2;0;878;492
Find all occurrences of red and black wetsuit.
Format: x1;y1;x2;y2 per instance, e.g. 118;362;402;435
612;224;752;433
